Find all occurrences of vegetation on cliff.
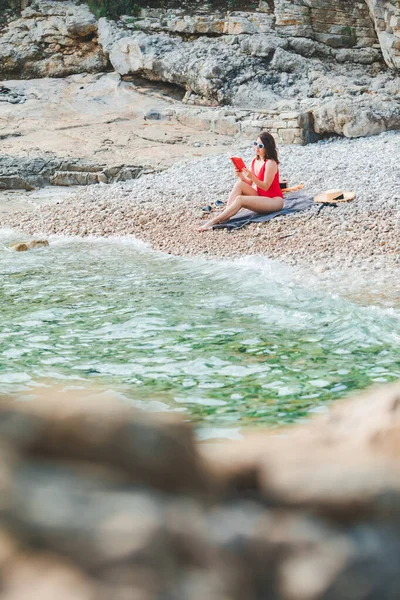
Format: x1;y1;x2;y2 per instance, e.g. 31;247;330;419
0;0;21;24
85;0;141;19
85;0;256;19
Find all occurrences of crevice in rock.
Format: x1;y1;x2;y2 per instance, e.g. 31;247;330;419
0;133;22;140
78;32;98;43
314;131;344;142
121;74;186;102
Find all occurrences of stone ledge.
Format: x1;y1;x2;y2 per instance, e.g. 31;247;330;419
123;10;275;37
167;106;314;145
0;156;154;190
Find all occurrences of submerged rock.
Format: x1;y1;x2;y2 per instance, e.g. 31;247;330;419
28;239;49;249
11;242;30;252
11;239;49;251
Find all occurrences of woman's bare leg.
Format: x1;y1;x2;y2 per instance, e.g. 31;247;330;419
227;181;257;206
199;195;284;231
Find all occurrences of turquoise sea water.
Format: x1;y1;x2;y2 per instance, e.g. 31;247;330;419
1;231;399;438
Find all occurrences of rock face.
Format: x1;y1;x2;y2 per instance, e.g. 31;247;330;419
1;0;399;141
0;0;108;78
275;0;377;49
96;0;400;139
125;0;399;69
365;0;400;69
1;383;400;598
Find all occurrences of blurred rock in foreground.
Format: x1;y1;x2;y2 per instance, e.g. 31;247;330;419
1;383;400;599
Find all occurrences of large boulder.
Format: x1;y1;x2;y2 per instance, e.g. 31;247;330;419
270;46;320;73
97;15;128;55
312;97;400;137
108;30;272;106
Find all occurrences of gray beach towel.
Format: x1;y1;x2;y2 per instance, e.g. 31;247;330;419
213;192;314;231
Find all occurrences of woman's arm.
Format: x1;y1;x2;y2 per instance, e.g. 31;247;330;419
244;161;277;191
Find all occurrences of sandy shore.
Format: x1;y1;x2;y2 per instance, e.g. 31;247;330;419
2;130;399;274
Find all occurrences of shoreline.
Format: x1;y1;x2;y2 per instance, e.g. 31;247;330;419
1;183;399;270
1;211;399;311
1;131;399;304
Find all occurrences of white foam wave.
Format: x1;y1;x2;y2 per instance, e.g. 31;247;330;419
45;233;152;250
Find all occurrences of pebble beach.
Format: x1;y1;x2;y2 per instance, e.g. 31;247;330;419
2;131;399;276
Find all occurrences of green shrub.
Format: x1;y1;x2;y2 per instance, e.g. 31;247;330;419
0;0;19;10
0;0;21;24
85;0;141;19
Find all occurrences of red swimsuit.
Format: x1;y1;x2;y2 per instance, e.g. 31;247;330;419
251;158;283;199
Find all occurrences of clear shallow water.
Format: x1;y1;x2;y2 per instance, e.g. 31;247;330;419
1;232;399;438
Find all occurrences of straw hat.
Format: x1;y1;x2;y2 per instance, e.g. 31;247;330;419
314;189;356;203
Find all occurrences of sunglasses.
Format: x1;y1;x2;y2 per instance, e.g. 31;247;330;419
253;141;264;149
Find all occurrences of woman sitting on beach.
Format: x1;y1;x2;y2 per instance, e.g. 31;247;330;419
198;131;284;231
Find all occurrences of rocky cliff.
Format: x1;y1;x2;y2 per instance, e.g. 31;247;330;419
0;0;399;141
98;0;400;138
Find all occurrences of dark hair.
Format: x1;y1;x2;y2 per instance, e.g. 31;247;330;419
259;131;279;164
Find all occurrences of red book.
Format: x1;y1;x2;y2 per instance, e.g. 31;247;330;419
230;156;246;171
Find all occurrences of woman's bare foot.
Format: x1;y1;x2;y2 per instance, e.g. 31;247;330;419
198;221;215;232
